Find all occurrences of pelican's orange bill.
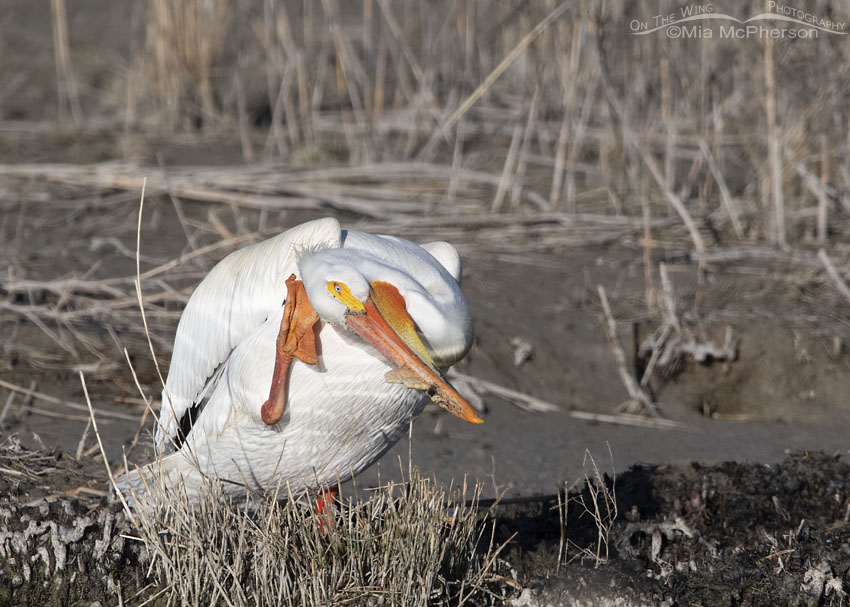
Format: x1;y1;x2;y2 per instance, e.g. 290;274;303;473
345;282;482;425
261;274;320;426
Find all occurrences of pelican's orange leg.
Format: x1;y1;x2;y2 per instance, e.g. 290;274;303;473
261;274;320;425
315;487;339;532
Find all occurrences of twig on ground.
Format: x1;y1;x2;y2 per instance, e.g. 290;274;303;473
658;263;680;330
447;370;559;413
0;378;137;421
639;264;737;385
447;369;684;430
597;285;661;417
568;410;685;430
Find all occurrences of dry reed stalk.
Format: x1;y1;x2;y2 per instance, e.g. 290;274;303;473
491;124;522;212
122;59;140;161
785;148;847;234
446;120;466;207
764;6;786;247
818;134;829;243
274;3;303;149
372;27;388;148
699;138;744;239
132;179;173;443
156;158;198;252
115;347;159;473
550;18;582;208
565;76;596;213
510;87;541;211
322;0;367;159
262;0;286;157
550;107;570;208
0;402;89;423
233;56;255;163
463;0;475;81
362;0;375;123
75;417;92;459
80;372;134;517
818;249;850;306
587;21;704;254
641;192;655;313
440;2;570;133
146;0;229;128
0;391;15;426
639;145;705;255
661;54;675;189
568;410;684;430
376;0;446;137
50;0;83;126
658;263;679;331
264;66;292;158
446;368;684;429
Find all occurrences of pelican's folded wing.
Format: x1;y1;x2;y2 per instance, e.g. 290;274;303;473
420;241;462;282
155;217;342;452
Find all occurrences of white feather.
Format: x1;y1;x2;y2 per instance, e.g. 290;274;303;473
120;218;473;506
155;217;342;452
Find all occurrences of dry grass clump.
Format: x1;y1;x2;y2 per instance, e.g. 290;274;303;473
127;472;508;606
17;0;850;251
125;0;850;243
145;0;230;129
555;448;618;571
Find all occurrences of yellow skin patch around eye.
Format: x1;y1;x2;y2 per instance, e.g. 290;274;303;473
328;281;366;314
328;280;436;371
335;278;483;424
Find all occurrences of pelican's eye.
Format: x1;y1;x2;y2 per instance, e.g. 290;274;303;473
328;281;366;314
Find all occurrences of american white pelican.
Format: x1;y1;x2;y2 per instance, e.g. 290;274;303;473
117;217;480;507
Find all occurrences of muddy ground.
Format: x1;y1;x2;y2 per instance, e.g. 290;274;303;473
1;438;848;606
2;1;850;604
3;116;850;607
2;177;850;605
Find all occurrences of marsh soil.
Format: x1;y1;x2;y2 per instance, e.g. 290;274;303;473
1;441;848;607
2;3;850;599
3;155;850;607
501;452;850;607
3;185;850;605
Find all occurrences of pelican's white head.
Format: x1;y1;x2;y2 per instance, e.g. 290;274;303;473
298;232;473;367
297;231;479;424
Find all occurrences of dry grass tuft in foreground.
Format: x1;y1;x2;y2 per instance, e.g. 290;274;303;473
125;470;510;606
0;434;515;606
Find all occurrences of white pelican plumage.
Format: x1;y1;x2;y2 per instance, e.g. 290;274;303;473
117;217;480;506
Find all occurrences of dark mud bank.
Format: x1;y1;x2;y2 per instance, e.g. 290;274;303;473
1;446;848;606
499;451;850;606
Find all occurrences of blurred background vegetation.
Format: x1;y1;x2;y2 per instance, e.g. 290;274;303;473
3;0;850;248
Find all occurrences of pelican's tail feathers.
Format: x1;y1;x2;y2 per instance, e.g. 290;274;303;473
114;451;213;512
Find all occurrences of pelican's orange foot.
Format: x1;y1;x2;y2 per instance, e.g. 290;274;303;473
314;487;339;532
